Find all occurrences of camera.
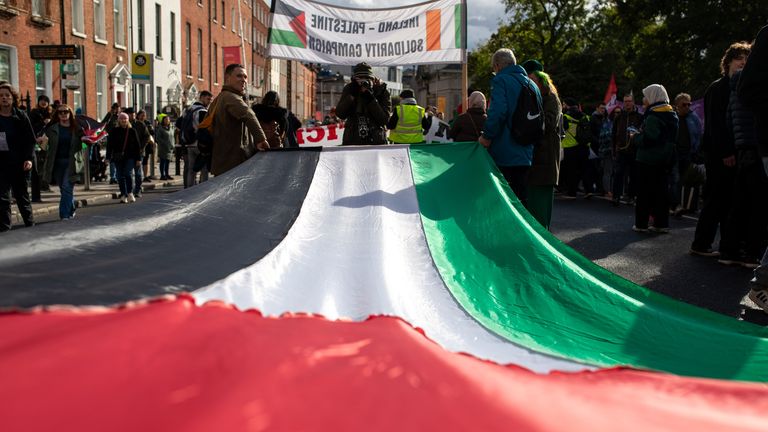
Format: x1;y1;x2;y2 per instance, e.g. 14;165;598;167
359;80;372;90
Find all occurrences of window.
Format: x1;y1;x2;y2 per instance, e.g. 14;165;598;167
156;86;162;111
95;64;107;119
231;8;236;33
94;0;106;41
73;91;82;112
113;0;125;47
197;29;203;78
32;0;46;16
72;0;85;35
185;23;191;75
213;42;218;83
155;4;162;57
137;0;145;51
34;60;49;99
221;1;225;27
0;47;9;82
170;12;176;62
212;0;217;21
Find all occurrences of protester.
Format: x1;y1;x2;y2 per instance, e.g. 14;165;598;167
737;25;768;309
478;48;541;205
136;110;155;181
155;114;175;180
560;98;590;198
690;41;751;257
284;110;302;148
585;102;607;197
252;91;288;149
28;94;53;201
106;112;142;203
101;102;122;184
181;90;212;188
671;93;703;216
208;64;268;176
600;106;622;198
525;69;562;230
124;107;149;197
449;91;487;142
336;62;391;145
630;84;678;233
0;82;36;231
611;93;643;206
387;89;427;144
40;104;84;220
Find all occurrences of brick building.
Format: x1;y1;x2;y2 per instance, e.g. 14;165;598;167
0;0;131;120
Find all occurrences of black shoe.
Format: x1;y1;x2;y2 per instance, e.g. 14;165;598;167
110;179;118;184
143;178;152;183
24;220;35;227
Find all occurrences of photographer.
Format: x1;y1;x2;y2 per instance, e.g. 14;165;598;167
335;62;391;145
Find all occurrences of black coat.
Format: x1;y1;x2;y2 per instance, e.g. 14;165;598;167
106;126;142;161
0;108;36;165
737;24;768;159
728;71;758;150
335;81;391;145
252;104;288;134
702;75;734;162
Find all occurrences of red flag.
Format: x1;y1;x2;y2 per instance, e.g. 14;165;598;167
603;74;617;105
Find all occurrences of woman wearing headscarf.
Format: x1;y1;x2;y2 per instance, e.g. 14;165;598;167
630;84;679;233
525;69;562;230
252;91;288;148
449;91;487;142
155;114;175;180
41;104;84;220
106;112;142;203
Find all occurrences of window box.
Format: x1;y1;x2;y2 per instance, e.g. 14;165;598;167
30;15;54;27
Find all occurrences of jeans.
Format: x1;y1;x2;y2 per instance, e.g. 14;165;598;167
52;158;76;219
159;159;170;178
634;163;669;229
133;161;143;194
184;146;209;188
109;160;117;181
601;155;614;196
692;161;736;251
116;159;135;197
612;153;634;202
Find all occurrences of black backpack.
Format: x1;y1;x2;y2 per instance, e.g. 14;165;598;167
575;115;591;146
510;75;545;145
180;105;206;145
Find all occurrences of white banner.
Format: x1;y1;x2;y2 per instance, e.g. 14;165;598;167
297;124;344;146
267;0;466;66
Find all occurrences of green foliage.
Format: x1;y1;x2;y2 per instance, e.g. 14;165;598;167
469;0;768;108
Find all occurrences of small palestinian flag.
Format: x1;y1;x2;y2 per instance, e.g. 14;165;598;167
269;0;307;49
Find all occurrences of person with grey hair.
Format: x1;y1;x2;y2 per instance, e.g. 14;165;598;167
629;84;679;233
478;48;542;205
449;91;487;142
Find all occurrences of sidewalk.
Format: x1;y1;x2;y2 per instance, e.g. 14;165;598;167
11;174;184;224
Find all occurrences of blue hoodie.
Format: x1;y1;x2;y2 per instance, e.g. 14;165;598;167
482;64;540;167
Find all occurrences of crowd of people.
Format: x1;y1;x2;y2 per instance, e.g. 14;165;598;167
1;30;766;312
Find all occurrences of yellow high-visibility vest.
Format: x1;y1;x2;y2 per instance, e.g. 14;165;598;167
390;104;425;144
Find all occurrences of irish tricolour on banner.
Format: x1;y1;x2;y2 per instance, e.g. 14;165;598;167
268;0;466;66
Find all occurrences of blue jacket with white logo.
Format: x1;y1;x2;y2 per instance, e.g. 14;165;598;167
482;64;540;167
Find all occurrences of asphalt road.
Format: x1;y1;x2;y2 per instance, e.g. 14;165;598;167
11;186;767;326
551;194;767;326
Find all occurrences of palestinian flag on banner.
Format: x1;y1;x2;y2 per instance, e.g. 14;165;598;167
269;0;307;48
2;143;768;430
426;1;464;51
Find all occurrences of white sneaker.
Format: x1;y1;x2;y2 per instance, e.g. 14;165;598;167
127;193;136;203
120;196;128;203
748;290;768;314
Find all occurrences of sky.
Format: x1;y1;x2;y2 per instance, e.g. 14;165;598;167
316;0;508;51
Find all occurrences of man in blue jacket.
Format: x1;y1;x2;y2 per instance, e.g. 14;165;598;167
478;48;541;206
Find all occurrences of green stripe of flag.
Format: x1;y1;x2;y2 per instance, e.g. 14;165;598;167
269;29;304;48
409;141;768;381
455;3;462;49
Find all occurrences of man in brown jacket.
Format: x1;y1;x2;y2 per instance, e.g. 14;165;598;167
209;64;268;176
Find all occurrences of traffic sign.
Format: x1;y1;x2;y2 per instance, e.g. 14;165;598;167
30;45;80;60
62;79;80;90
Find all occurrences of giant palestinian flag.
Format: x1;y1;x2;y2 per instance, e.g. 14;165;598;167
1;143;768;431
267;0;466;66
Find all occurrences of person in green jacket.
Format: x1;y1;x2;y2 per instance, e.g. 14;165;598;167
630;84;679;233
41;104;85;220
